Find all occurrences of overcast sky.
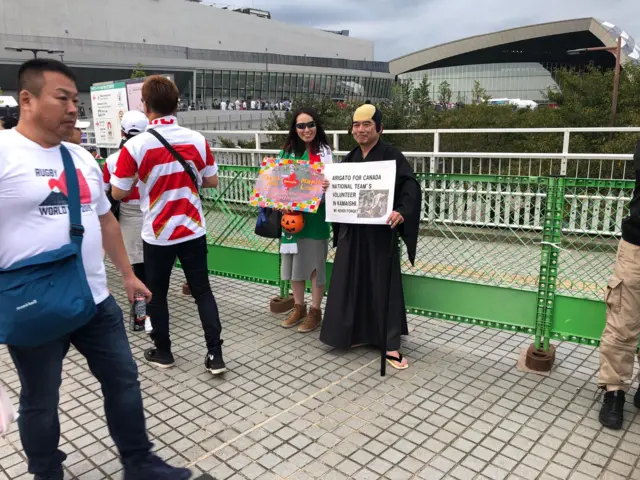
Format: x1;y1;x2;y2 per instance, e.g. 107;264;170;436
225;0;640;60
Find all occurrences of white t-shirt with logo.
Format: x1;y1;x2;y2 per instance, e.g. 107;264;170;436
0;129;111;304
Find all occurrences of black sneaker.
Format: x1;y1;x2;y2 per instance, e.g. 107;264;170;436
124;454;191;480
635;389;640;409
34;470;63;480
205;353;227;375
144;348;175;369
599;390;625;430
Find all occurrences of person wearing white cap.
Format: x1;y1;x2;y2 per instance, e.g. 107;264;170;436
67;119;90;145
103;110;150;307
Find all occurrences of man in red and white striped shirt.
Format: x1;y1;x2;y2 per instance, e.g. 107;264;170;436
111;76;226;374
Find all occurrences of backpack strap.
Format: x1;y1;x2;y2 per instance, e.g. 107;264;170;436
147;128;199;193
60;145;84;247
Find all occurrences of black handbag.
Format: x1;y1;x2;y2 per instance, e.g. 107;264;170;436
255;207;282;238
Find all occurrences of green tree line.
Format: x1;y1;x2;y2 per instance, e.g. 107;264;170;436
264;65;640;158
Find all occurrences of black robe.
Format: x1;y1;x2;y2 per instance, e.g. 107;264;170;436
320;140;422;351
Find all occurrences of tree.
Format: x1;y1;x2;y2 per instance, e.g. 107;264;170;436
395;79;413;106
471;80;490;104
437;81;452;105
412;75;431;108
262;64;640;160
131;63;147;79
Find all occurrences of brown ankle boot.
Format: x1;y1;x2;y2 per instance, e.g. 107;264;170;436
298;307;321;333
282;304;306;328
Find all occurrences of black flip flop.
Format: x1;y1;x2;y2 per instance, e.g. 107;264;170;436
385;353;408;370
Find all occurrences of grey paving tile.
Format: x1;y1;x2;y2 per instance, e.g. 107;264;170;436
1;266;637;480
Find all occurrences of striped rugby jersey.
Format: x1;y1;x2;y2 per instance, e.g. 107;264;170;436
110;115;217;245
103;149;141;204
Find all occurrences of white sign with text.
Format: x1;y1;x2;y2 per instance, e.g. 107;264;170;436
325;160;396;224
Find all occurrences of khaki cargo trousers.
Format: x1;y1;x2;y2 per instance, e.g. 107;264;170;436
599;239;640;391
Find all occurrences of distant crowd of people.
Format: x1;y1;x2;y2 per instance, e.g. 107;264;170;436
180;98;292;112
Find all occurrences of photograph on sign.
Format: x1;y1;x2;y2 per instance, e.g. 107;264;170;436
324;160;396;224
126;81;145;113
250;157;325;213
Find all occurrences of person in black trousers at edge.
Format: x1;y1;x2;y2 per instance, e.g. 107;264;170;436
110;75;226;375
598;137;640;429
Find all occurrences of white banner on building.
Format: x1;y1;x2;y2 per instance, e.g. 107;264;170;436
90;81;128;148
324;160;396;225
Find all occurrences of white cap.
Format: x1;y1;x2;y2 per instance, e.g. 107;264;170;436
121;110;149;136
75;120;90;129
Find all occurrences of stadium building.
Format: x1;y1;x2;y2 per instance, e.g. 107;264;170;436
390;18;640;104
0;0;392;107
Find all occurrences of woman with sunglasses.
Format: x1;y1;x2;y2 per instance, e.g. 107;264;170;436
278;107;332;333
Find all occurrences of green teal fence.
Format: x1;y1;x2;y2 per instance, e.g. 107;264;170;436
201;163;635;352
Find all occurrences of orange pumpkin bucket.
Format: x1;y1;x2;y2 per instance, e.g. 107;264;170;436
281;212;305;234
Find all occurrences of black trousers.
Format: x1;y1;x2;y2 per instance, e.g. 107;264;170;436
143;235;223;356
132;262;146;285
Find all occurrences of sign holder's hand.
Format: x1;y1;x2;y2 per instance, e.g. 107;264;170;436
322;179;330;192
387;211;404;229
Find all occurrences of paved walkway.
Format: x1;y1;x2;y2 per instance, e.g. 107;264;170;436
1;265;640;480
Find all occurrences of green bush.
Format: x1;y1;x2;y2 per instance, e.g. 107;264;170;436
267;65;640;157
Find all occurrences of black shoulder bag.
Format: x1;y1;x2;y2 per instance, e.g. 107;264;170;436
255;207;282;239
147;129;199;192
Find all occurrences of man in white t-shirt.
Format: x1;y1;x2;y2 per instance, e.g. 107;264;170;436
0;59;191;480
111;75;226;375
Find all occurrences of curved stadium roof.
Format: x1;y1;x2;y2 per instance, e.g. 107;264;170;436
390;17;639;77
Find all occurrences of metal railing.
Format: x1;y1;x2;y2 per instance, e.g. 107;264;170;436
207;149;636;238
197;126;640;350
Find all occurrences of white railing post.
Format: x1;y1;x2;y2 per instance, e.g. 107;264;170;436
426;131;440;223
333;133;339;152
254;132;262;166
561;130;570;176
431;131;439;173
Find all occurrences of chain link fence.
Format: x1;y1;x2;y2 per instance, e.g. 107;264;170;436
202;141;637;348
557;179;632;301
403;174;547;292
203;166;632;293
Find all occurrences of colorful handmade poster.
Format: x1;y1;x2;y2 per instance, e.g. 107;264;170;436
250;157;324;213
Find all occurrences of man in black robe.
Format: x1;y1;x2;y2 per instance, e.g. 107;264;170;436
320;104;421;369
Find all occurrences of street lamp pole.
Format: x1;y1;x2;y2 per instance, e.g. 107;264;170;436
5;47;65;59
610;36;622;130
567;36;623;129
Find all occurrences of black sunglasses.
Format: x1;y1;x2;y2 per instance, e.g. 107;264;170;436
295;121;316;130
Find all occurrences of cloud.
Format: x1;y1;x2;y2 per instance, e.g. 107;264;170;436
245;0;640;60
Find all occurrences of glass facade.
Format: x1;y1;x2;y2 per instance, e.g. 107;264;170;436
398;62;573;103
183;69;393;109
